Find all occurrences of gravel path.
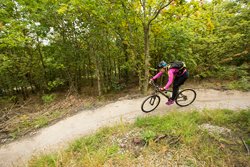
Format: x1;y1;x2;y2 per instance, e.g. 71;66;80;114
0;89;250;167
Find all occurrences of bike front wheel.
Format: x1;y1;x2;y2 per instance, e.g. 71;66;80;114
175;89;196;107
141;95;161;113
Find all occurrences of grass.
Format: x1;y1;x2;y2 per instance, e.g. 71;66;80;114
28;108;250;166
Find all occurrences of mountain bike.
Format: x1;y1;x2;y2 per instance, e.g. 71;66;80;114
141;81;196;113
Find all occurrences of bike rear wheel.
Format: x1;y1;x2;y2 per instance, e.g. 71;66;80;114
175;89;196;107
141;95;161;113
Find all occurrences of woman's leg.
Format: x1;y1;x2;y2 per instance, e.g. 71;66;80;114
171;71;189;100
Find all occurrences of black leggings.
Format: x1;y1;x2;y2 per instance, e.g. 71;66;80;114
171;71;189;100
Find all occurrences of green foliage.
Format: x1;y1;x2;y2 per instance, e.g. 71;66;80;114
33;116;49;128
0;0;249;99
215;66;245;80
136;111;200;132
66;126;120;165
68;126;117;153
10;131;18;140
141;130;156;143
29;154;57;167
246;139;250;146
199;109;250;133
227;76;250;91
48;78;65;91
111;80;126;91
42;94;55;104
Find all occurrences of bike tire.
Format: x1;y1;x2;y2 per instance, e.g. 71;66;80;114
141;95;161;113
175;89;196;107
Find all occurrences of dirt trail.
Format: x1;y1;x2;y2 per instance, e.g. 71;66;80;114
0;89;250;167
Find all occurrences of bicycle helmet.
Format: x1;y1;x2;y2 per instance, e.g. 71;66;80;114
157;61;167;68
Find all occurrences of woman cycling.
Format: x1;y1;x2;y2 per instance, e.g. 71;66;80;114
150;61;189;105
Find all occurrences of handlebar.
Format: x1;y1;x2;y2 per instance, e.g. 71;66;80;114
149;80;160;91
149;80;172;98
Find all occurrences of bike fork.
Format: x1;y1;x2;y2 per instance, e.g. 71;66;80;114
150;96;156;105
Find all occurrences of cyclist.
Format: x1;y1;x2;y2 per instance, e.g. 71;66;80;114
149;60;189;105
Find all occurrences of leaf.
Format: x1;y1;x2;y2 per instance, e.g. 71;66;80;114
57;4;68;15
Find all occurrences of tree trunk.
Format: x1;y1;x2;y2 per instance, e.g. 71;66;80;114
91;44;102;96
77;67;81;93
96;58;102;96
36;37;47;90
143;24;150;94
87;55;94;87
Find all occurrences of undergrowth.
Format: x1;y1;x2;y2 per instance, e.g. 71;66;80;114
29;109;250;167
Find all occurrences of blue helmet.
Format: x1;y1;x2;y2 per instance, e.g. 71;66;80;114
157;61;167;68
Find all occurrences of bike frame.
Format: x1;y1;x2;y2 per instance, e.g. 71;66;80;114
151;82;171;99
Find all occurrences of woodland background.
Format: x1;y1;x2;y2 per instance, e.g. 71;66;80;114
0;0;249;101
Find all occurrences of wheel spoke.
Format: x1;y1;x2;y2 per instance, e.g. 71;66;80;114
175;89;196;107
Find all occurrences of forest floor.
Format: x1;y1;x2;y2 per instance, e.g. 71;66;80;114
0;80;250;166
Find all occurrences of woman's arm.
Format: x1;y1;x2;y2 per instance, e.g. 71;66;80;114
163;69;175;90
151;71;163;80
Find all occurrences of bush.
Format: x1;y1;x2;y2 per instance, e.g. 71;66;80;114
47;78;65;91
111;80;126;91
42;94;55;104
227;76;250;91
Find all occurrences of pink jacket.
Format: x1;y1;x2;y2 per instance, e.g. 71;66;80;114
152;68;186;90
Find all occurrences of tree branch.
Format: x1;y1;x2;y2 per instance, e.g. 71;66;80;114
220;50;249;63
139;0;143;7
148;0;174;26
